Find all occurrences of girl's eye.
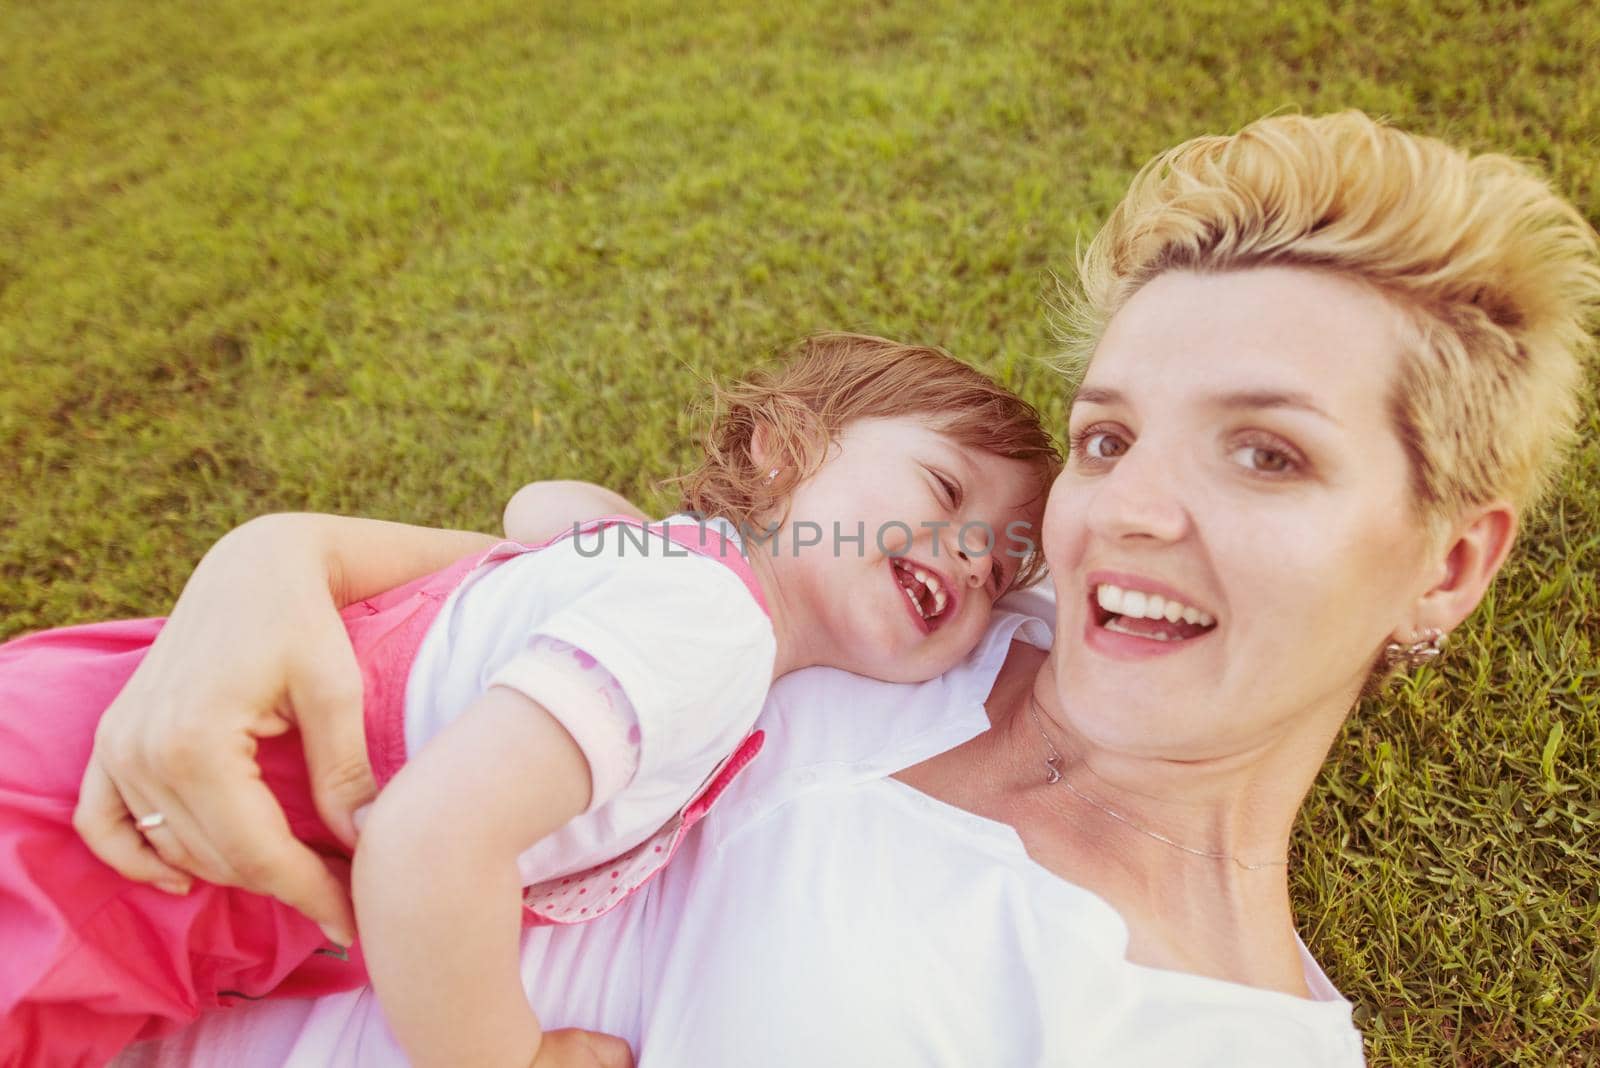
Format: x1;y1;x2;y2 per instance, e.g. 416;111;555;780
1228;439;1302;476
1069;427;1130;463
930;471;961;507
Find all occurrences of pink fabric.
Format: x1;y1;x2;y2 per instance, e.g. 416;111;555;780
0;617;363;1067
520;729;764;925
498;636;643;810
0;515;768;1064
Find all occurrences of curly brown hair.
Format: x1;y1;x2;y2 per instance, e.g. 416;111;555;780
674;332;1062;589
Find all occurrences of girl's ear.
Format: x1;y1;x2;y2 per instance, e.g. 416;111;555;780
750;422;775;468
1406;501;1518;636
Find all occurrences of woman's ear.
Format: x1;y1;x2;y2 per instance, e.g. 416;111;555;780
1408;501;1518;635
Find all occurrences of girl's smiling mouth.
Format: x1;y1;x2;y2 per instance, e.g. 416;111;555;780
891;557;957;632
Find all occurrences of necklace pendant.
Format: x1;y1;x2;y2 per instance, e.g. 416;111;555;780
1044;755;1062;785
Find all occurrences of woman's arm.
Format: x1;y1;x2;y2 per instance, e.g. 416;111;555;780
353;686;597;1068
77;483;640;944
76;513;498;945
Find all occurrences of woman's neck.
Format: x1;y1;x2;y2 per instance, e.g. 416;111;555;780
983;645;1342;996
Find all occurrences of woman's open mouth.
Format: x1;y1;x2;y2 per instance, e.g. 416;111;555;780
1090;582;1216;643
891;557;955;632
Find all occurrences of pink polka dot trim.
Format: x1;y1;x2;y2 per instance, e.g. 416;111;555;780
520;730;764;927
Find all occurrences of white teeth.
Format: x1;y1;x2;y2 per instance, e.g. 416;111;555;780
903;584;928;619
1096;585;1124;614
1093;583;1214;628
1104;617;1175;640
898;563;947;620
895;560;945;623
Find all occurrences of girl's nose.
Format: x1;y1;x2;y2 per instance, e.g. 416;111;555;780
953;545;988;589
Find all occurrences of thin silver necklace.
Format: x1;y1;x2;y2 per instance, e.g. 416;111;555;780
1025;696;1287;872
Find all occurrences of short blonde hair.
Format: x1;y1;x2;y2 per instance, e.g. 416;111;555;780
1065;111;1600;518
677;332;1062;589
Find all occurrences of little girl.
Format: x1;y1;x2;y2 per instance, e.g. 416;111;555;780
0;333;1059;1067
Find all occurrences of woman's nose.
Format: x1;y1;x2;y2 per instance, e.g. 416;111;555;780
1085;448;1189;544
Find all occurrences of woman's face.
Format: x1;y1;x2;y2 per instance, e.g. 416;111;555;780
1043;266;1437;759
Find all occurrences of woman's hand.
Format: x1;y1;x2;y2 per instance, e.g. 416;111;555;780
74;513;495;945
71;482;636;944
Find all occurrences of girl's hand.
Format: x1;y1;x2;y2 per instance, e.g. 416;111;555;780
532;1029;636;1068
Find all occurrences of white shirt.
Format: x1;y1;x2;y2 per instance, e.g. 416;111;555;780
404;516;775;883
121;591;1365;1067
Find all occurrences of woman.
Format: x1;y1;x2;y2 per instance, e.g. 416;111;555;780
95;111;1596;1065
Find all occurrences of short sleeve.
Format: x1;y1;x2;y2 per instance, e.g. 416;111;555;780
522;526;776;788
399;519;776;886
488;636;642;811
490;523;778;885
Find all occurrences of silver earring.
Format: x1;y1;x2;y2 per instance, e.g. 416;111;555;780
1383;628;1445;671
764;467;780;484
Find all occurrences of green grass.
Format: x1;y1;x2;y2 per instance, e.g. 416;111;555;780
3;1;1597;1062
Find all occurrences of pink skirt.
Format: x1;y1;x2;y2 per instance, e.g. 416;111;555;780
0;522;765;1066
0;551;472;1067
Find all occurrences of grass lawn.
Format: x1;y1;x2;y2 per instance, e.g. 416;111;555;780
2;1;1597;1062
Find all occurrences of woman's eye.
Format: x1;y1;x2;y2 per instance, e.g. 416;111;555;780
1229;443;1298;475
1071;428;1129;462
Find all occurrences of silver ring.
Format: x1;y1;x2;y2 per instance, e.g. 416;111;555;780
135;811;168;832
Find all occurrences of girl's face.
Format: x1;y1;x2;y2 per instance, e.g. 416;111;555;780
769;416;1045;683
1044;267;1439;758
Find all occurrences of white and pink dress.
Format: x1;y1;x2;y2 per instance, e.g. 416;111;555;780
0;515;774;1064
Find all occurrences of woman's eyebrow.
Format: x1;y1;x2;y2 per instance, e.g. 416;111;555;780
1210;390;1341;424
1072;386;1340;426
1071;386;1122;408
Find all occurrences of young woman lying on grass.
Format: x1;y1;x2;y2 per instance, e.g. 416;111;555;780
0;336;1058;1067
87;110;1600;1066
